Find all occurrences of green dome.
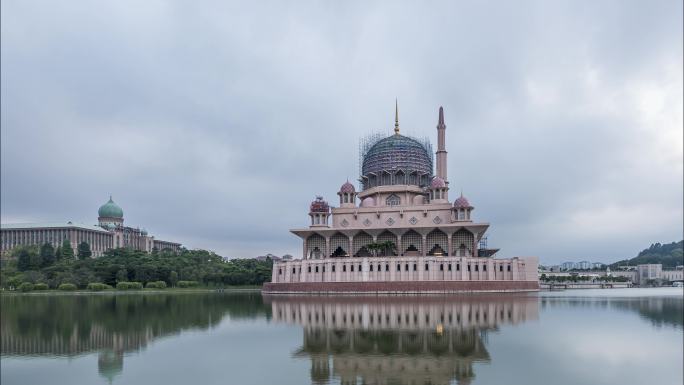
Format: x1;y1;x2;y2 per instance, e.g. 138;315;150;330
98;196;123;218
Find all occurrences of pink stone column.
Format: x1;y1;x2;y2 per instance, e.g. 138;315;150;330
303;239;307;260
447;234;453;257
512;260;520;281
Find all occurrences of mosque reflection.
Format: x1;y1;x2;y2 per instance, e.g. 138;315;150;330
266;295;540;385
0;292;268;383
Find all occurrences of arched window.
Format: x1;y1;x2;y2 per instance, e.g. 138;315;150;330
386;194;401;206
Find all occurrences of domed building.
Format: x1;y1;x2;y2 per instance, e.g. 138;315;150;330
265;104;539;293
1;196;182;257
95;196;181;252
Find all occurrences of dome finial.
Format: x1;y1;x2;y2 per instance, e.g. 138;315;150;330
394;98;400;135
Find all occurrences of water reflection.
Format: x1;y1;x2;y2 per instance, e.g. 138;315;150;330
1;291;681;385
0;292;268;382
266;295;539;385
540;295;683;329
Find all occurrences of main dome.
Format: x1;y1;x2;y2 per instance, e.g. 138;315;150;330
98;197;123;218
360;134;433;190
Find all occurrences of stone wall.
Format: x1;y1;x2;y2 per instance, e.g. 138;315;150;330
263;280;539;293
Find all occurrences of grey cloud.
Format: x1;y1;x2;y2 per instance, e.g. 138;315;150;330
1;0;682;264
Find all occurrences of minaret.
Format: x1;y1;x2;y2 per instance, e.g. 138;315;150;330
394;99;400;135
436;106;448;181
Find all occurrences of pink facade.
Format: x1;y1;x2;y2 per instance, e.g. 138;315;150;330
266;105;539;293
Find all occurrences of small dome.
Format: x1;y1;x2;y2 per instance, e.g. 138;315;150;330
453;194;472;208
309;196;330;213
361;197;375;207
430;177;446;189
340;181;355;194
98;196;123;218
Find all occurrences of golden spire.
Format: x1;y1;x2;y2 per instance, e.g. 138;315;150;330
394;98;400;135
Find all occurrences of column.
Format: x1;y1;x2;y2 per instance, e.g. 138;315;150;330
512;260;520;281
396;233;402;256
325;236;331;259
447;233;452;257
348;235;354;257
302;238;307;260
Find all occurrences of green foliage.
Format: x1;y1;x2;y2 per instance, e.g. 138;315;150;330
1;248;273;290
18;282;34;292
611;240;684;269
16;247;33;271
177;280;199;288
40;243;56;267
77;242;92;260
60;239;74;260
58;283;77;291
33;283;49;290
22;270;45;284
116;268;128;283
145;281;167;289
116;281;144;290
87;282;113;291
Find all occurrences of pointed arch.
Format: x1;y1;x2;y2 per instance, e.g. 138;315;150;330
453;228;474;257
401;230;422;256
306;234;325;259
330;232;349;257
377;230;398;256
352;231;373;257
386;194;401;206
394;170;406;185
426;229;448;256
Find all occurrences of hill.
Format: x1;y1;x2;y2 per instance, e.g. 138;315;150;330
611;241;683;269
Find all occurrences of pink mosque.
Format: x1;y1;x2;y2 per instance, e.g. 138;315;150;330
264;104;539;293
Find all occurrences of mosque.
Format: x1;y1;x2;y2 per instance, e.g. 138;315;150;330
264;104;539;293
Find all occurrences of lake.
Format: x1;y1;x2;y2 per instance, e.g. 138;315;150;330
1;288;682;385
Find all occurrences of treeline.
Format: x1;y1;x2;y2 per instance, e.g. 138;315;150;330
0;245;273;289
610;240;683;269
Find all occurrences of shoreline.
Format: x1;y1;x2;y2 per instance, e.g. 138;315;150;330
0;286;263;295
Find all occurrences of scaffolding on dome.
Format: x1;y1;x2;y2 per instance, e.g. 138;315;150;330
358;132;386;179
358;131;434;189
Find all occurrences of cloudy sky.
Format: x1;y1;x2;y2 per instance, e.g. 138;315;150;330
1;0;682;264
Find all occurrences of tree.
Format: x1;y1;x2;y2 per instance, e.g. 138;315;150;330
77;242;92;260
54;246;62;261
29;251;43;270
116;268;128;283
169;271;179;287
40;243;56;267
61;239;74;260
17;248;31;271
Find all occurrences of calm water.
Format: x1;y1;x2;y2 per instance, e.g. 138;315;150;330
1;288;682;385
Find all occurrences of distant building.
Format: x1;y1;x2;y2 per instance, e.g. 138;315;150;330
561;262;576;271
662;268;684;282
1;196;181;257
256;254;281;261
635;264;662;284
577;261;591;270
592;262;605;269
